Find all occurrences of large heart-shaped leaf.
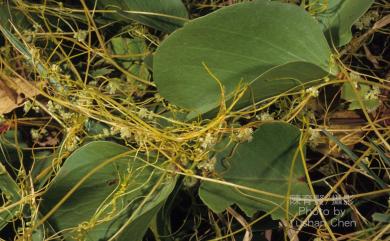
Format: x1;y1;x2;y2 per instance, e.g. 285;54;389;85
154;1;333;116
96;0;188;33
199;123;311;220
309;0;374;47
40;141;175;241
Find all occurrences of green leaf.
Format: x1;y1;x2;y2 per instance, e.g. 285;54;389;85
0;130;24;229
97;0;188;33
0;163;21;230
116;204;165;241
40;141;175;241
154;1;333;116
150;179;182;241
84;119;109;136
128;63;150;81
0;25;31;60
31;224;45;241
111;37;147;68
31;151;57;190
341;82;380;112
372;212;390;223
89;67;114;78
309;0;374;47
199;123;311;220
0;3;30;31
110;37;150;81
369;139;390;167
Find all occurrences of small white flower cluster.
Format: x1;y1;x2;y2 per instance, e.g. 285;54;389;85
235;127;253;143
24;30;35;43
73;30;88;43
29;47;40;66
65;135;80;152
107;78;121;95
47;100;76;122
47;100;57;113
256;112;274;121
88;80;98;87
305;87;319;97
308;127;321;148
355;10;379;30
50;64;62;75
91;126;122;140
102;128;110;136
72;92;93;106
197;156;217;173
154;93;164;102
138;108;154;120
199;133;217;149
23;101;40;114
362;157;371;165
349;73;361;88
30;128;47;141
119;127;132;139
30;129;40;140
134;130;151;145
110;125;151;144
323;76;330;82
364;86;380;100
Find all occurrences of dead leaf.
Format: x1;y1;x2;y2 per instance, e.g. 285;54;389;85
0;79;17;102
280;220;299;241
0;123;10;134
363;45;380;69
313;111;366;157
0;77;41;114
265;229;272;241
328;110;365;124
373;14;390;30
227;207;252;241
341;14;390;56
